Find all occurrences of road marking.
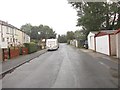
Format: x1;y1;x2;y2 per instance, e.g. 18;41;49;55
99;62;110;69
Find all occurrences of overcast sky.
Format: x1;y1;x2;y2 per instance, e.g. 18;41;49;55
0;0;80;35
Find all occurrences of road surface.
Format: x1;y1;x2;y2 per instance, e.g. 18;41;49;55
2;44;118;88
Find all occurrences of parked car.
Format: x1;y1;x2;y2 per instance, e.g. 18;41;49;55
84;40;88;49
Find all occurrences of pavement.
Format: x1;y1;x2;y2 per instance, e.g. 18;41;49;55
80;48;119;64
0;49;47;75
2;44;119;88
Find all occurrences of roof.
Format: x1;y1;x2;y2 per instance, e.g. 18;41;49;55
0;20;30;36
95;30;116;37
114;28;120;34
88;31;99;37
100;30;116;34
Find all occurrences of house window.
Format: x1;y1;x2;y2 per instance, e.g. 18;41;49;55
10;38;12;42
13;38;15;42
10;28;13;34
10;44;13;47
15;29;17;35
2;38;5;42
16;39;18;42
7;37;9;42
6;27;9;34
12;29;14;35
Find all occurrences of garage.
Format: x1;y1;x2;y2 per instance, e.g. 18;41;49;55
95;30;116;56
115;29;120;59
87;32;98;51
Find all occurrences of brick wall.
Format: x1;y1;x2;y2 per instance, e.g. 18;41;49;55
22;47;28;55
10;48;19;59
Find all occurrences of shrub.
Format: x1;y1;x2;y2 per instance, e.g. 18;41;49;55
24;42;37;54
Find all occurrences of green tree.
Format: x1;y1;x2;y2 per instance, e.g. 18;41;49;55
41;25;56;39
20;24;56;41
69;1;120;35
58;35;67;43
66;31;75;40
21;23;32;35
115;1;120;29
31;26;40;40
74;30;86;40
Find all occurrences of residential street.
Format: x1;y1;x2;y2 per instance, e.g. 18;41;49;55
2;44;118;88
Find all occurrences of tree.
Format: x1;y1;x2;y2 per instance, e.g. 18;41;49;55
58;35;67;43
20;23;32;35
41;25;56;39
115;1;120;29
31;26;40;40
69;1;120;35
74;30;86;40
20;24;56;41
66;31;75;40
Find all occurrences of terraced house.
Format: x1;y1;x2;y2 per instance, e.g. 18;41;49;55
0;20;30;48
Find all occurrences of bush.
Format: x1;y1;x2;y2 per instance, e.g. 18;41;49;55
24;42;37;54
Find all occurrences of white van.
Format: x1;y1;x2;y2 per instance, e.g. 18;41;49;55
46;39;59;50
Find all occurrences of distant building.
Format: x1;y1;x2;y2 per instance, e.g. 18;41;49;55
70;39;78;47
0;20;30;48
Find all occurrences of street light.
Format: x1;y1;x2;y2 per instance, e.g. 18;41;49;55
37;32;41;44
38;32;41;40
38;32;41;35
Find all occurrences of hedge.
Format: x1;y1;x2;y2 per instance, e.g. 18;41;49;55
24;42;37;54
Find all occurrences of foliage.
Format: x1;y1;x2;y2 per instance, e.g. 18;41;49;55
24;42;37;54
69;1;120;35
21;23;32;36
20;24;56;41
66;29;86;40
74;30;86;40
66;31;75;40
58;35;67;43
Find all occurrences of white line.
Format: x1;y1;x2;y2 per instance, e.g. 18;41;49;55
99;62;110;69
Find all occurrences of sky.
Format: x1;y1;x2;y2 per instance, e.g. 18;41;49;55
0;0;80;35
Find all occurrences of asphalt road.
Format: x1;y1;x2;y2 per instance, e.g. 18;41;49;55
2;44;118;88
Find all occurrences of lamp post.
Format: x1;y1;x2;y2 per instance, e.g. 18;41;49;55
37;32;41;44
38;32;41;35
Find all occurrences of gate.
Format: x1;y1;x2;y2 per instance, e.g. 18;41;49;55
3;48;10;61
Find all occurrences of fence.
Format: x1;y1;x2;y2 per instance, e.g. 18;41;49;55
3;49;9;61
10;48;20;59
22;47;28;55
2;47;29;61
